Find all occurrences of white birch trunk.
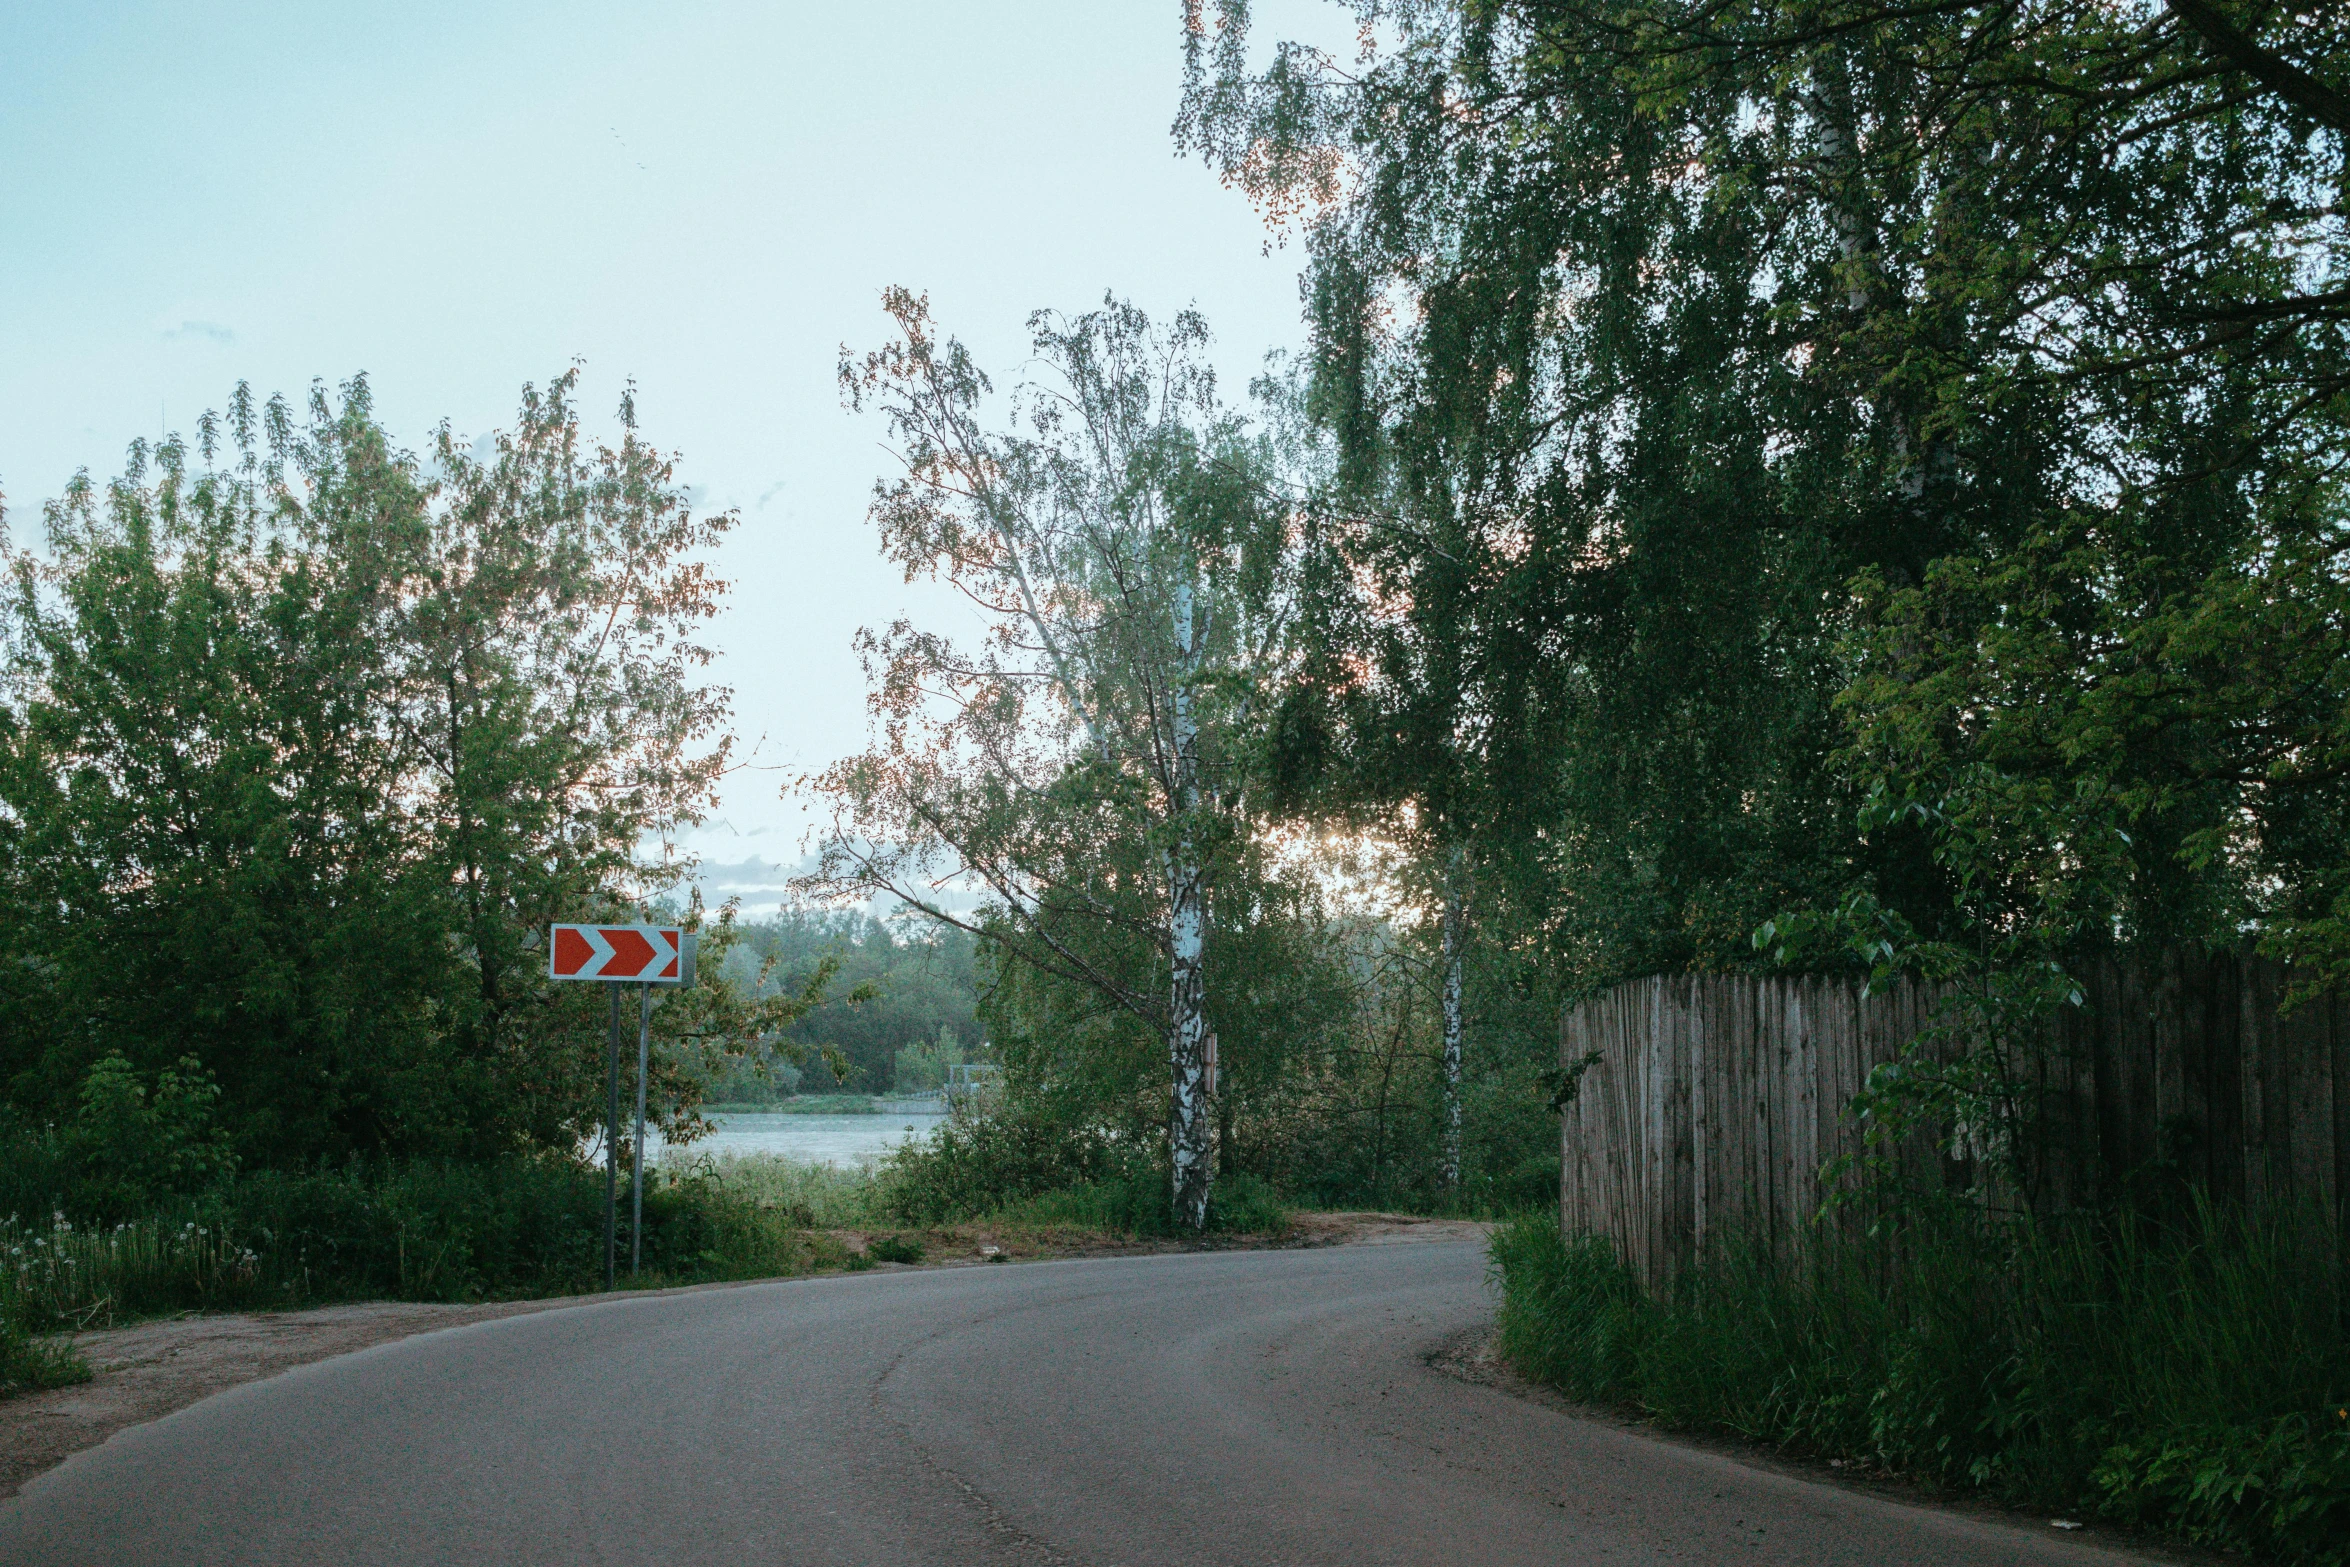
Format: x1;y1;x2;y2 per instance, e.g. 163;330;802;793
1168;568;1213;1229
1439;846;1468;1192
1814;76;1931;501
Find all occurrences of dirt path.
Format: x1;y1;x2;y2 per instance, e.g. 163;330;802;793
1;1211;1485;1498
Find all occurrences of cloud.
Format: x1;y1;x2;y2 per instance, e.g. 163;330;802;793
160;319;235;344
755;480;787;511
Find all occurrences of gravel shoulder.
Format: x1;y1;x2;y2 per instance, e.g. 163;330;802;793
1;1209;1485;1497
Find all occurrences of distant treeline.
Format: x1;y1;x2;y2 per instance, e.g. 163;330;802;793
704;912;980;1099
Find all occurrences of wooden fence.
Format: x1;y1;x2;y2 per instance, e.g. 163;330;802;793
1557;953;2349;1290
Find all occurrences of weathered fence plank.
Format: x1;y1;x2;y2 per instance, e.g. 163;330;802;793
1559;955;2346;1292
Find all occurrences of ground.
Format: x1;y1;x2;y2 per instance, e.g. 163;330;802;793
0;1210;1486;1499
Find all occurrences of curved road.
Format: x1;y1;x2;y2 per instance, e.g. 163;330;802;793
3;1240;2143;1566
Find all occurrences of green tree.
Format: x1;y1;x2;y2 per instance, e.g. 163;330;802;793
1179;0;2350;992
810;290;1299;1226
0;374;752;1164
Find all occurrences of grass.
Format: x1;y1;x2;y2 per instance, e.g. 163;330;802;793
0;1143;1296;1370
0;1312;89;1397
1490;1199;2350;1565
981;1171;1290;1237
0;1158;861;1336
681;1149;1293;1240
677;1151;891;1228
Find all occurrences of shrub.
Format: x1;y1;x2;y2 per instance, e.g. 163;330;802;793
874;1105;1290;1236
875;1106;1128;1224
1489;1201;2350;1565
867;1233;925;1264
0;1155;828;1330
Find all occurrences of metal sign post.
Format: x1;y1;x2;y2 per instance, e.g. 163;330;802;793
604;985;621;1289
548;924;697;1291
632;984;650;1276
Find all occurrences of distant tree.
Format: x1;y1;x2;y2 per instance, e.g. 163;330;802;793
703;911;979;1097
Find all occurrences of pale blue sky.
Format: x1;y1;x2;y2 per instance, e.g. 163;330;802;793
0;1;1335;905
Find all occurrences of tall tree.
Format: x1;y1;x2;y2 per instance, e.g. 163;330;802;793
1180;0;2350;984
810;291;1295;1226
0;374;747;1162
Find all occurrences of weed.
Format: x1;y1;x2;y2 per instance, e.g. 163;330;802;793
867;1233;925;1264
1490;1200;2350;1565
0;1311;88;1398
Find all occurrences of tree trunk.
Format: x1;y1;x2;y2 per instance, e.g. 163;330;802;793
1439;847;1468;1192
1168;569;1213;1230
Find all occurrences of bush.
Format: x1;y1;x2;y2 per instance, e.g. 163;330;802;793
867;1233;925;1264
875;1106;1290;1236
0;1155;825;1330
875;1106;1129;1224
1490;1201;2350;1565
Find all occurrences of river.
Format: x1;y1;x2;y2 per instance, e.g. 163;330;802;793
650;1111;949;1167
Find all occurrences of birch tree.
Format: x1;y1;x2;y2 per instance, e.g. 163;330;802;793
1181;0;2350;1001
810;291;1295;1227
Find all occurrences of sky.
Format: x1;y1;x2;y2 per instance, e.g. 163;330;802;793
0;0;1343;914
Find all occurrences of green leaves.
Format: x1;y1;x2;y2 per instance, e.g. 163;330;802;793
67;1054;237;1220
0;374;737;1167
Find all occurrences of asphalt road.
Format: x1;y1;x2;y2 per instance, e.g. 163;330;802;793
2;1240;2148;1566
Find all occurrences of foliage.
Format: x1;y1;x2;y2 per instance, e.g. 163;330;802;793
1179;0;2350;1001
0;1155;840;1331
0;374;771;1166
866;1232;925;1264
677;1150;889;1229
892;1028;971;1096
873;1102;1136;1225
1493;1201;2350;1564
811;290;1305;1224
707;911;978;1097
0;1314;87;1398
65;1053;239;1222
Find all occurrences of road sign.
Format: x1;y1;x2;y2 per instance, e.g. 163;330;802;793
551;922;698;1289
548;923;695;986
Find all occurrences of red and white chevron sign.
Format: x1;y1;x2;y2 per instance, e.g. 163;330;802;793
548;924;691;985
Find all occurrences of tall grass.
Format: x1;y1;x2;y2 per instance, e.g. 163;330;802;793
1491;1200;2350;1564
689;1145;1293;1238
680;1152;889;1228
0;1157;837;1334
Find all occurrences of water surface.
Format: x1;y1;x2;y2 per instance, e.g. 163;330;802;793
652;1111;947;1167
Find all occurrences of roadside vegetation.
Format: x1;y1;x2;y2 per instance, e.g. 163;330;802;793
4;6;2345;1560
0;1127;1297;1377
1180;3;2350;1563
1492;1201;2350;1563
